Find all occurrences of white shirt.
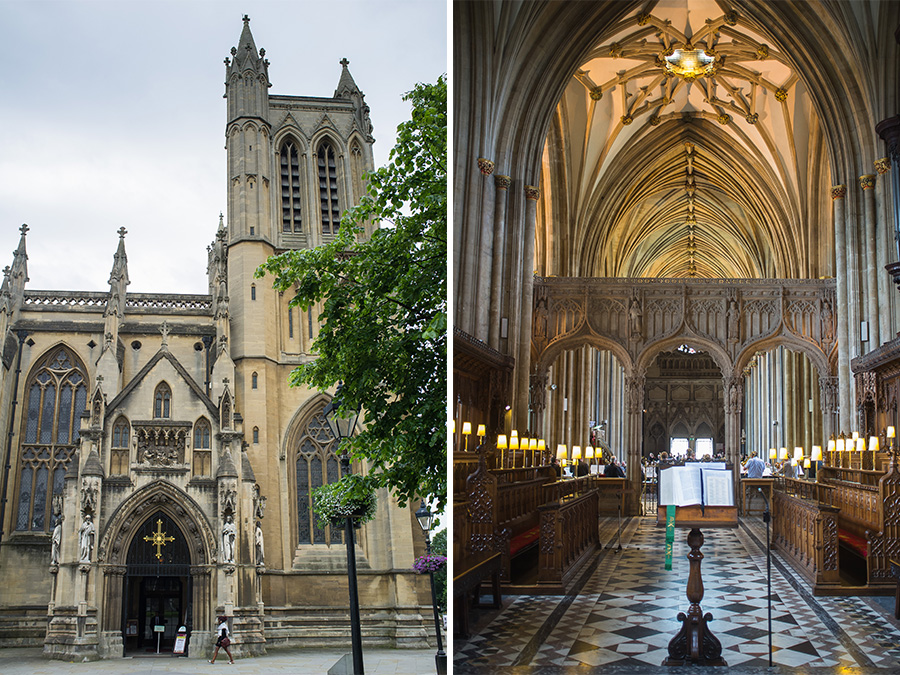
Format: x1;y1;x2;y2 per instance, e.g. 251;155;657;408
217;621;230;638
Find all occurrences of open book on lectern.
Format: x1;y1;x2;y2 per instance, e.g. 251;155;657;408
659;464;734;507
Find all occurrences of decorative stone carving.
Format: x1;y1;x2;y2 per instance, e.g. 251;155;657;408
831;184;846;200
875;157;891;175
524;185;540;201
624;375;645;415
494;175;511;190
252;484;267;520
79;514;95;562
255;521;265;566
51;521;62;565
221;483;237;516
222;515;237;564
860;174;876;190
476;158;494;176
628;295;643;339
726;299;740;343
81;478;99;514
134;423;190;466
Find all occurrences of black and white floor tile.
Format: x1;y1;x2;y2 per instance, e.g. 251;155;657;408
454;515;900;673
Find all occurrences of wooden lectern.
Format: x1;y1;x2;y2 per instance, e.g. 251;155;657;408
656;504;737;666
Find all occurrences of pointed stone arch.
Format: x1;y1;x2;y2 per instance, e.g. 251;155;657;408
98;480;216;566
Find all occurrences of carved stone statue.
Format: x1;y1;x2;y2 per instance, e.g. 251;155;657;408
821;297;834;342
629;296;642;338
79;514;95;562
255;521;264;565
51;521;62;565
81;480;98;514
222;515;237;563
727;299;740;342
222;487;237;516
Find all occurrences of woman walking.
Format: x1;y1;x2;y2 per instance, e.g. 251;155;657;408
209;616;234;664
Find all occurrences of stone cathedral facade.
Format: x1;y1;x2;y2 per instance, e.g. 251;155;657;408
0;17;432;660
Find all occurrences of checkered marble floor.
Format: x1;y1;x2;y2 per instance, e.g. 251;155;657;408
454;515;900;673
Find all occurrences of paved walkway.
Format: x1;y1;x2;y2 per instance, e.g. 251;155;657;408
0;647;441;674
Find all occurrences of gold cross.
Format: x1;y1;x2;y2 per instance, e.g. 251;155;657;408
143;519;175;561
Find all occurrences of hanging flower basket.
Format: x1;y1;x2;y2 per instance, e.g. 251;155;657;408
413;553;447;574
312;473;377;529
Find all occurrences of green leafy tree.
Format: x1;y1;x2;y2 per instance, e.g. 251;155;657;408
432;528;447;612
257;75;447;512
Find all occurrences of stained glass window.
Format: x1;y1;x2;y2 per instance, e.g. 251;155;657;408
15;347;85;531
295;407;345;546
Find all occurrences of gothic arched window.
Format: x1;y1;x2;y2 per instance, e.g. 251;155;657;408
252;372;258;389
193;417;211;477
16;346;87;531
111;416;130;476
280;140;303;233
154;383;171;419
295;405;343;545
317;140;341;236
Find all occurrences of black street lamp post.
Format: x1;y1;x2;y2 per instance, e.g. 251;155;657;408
324;384;364;675
415;504;447;675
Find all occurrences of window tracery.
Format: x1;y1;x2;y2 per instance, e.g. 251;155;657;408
193;417;211;476
16;346;86;532
111;416;130;475
280;140;303;233
295;406;343;545
154;383;171;418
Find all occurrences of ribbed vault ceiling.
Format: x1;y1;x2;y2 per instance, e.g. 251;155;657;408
540;0;823;280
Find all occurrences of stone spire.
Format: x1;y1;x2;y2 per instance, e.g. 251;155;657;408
8;224;29;312
334;59;374;142
105;227;130;320
334;57;362;98
224;15;271;122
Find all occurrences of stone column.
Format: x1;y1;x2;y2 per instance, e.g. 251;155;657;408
489;175;511;349
833;185;852;430
515;186;540;428
861;174;880;347
819;375;839;442
474;158;496;341
458;159;491;334
724;376;742;495
875;158;892;341
624;374;644;514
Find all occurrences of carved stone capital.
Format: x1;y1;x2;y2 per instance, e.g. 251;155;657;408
494;174;511;190
477;158;495;176
524;185;540;201
859;174;876;190
831;185;846;200
875;157;891;175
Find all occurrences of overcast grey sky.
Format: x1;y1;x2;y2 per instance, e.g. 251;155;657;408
0;0;446;294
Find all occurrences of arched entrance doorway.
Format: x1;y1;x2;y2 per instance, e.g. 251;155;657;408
123;511;191;654
97;481;216;659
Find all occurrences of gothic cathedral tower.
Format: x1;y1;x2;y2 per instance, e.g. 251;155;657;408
0;16;433;660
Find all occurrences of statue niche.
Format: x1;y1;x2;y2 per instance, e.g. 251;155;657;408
133;421;191;467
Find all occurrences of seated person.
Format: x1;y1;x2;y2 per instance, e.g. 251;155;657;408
549;456;561;478
575;459;589;477
604;457;624;478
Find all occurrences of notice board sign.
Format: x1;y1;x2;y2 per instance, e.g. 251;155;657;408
173;633;187;654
